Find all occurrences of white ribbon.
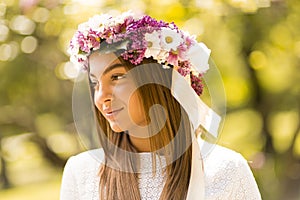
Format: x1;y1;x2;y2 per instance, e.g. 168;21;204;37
171;42;222;199
187;42;211;73
171;70;221;138
186;126;205;200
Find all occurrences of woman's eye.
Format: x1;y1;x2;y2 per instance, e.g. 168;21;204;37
111;74;126;81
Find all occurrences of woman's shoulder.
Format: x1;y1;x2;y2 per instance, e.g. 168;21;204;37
202;142;250;174
204;143;246;162
61;149;103;199
202;142;261;199
65;148;104;171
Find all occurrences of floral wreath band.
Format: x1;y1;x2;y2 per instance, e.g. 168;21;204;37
68;11;211;96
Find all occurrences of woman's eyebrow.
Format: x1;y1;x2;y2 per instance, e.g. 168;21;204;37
102;63;125;76
89;63;125;78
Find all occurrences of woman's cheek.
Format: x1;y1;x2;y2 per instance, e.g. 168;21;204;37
114;82;136;104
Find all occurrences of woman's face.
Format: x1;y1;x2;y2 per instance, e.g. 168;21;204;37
89;52;148;133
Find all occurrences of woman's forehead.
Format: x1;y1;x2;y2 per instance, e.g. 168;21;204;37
89;52;121;77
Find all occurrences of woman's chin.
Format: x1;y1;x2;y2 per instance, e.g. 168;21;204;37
109;123;124;133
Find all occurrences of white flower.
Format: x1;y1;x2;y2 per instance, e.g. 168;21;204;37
70;55;77;64
104;11;133;28
87;14;111;32
160;27;183;51
67;45;78;56
70;54;85;71
144;31;161;59
181;30;196;40
162;64;171;69
187;42;211;73
77;21;89;33
156;50;169;63
117;10;133;22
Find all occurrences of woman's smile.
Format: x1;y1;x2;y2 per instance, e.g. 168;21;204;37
103;107;124;120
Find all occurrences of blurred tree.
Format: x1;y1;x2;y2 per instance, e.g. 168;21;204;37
0;0;75;188
0;134;10;188
238;2;300;198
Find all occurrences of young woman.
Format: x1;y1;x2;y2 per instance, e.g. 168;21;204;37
60;11;262;200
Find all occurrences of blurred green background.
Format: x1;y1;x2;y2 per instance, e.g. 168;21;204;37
0;0;299;199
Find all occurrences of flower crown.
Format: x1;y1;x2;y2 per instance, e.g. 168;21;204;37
68;11;211;95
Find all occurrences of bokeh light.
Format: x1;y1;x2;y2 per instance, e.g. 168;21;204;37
9;15;36;35
0;24;9;41
21;36;38;54
249;50;267;70
0;3;7;17
55;61;79;80
223;76;252;108
32;7;50;23
268;111;299;153
220;109;264;157
46;132;79;156
294;132;300;158
0;42;19;61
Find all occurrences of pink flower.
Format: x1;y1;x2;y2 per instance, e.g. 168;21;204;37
167;51;179;66
177;43;188;60
76;32;90;53
87;29;101;49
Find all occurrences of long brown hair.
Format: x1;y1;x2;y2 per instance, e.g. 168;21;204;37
89;55;193;199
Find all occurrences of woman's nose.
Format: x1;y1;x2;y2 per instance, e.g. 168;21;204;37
94;83;113;105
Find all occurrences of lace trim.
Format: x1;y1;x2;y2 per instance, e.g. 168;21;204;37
138;153;166;200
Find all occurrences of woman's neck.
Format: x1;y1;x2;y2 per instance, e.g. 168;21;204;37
129;135;151;152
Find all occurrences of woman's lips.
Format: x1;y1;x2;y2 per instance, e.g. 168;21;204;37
104;108;124;120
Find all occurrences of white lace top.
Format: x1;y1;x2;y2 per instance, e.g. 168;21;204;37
60;144;261;200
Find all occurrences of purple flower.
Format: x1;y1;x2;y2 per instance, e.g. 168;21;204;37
127;15;168;32
115;16;134;33
190;73;204;96
177;61;191;77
